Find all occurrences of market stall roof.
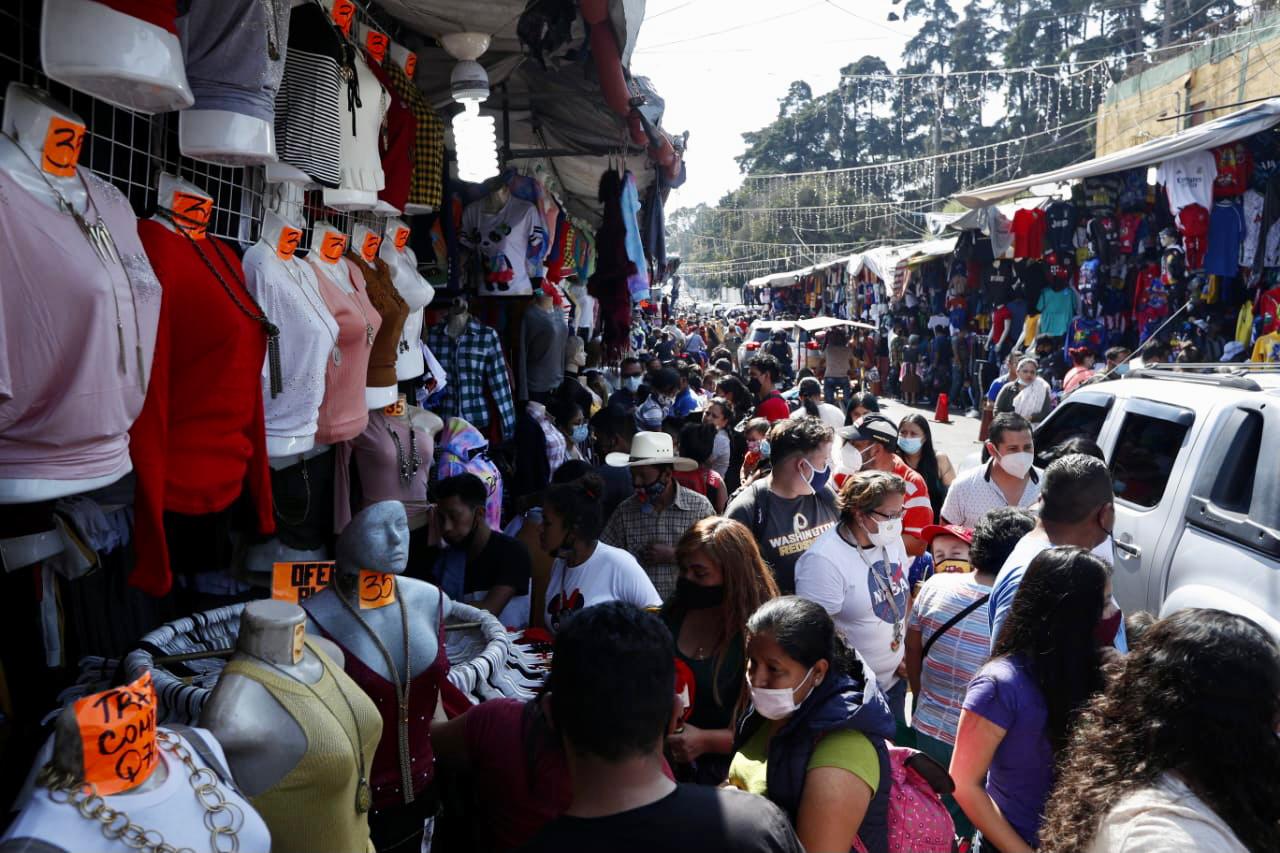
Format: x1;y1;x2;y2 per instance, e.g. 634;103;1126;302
747;267;815;289
952;97;1280;208
851;244;917;281
901;236;959;265
373;0;683;225
796;317;877;333
929;197;1052;234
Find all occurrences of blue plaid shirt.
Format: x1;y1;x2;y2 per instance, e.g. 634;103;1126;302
426;319;517;439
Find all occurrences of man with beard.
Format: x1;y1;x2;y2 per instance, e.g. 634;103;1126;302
434;473;533;625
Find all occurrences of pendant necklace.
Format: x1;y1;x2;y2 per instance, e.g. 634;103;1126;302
243;644;374;814
335;574;417;805
283;255;341;366
345;254;377;345
155;206;284;397
839;523;904;652
5;133;144;384
386;415;422;483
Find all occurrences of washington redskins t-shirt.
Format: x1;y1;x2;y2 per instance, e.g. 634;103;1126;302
726;480;839;594
543;542;660;632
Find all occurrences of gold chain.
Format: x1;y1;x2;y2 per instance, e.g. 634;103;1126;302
37;729;243;853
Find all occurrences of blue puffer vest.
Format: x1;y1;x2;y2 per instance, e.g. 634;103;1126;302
733;665;896;853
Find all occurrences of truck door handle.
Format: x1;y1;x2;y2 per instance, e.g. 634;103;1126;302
1114;539;1142;558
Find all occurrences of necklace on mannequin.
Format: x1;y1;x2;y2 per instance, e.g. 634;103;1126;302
282;258;342;365
335;575;417;805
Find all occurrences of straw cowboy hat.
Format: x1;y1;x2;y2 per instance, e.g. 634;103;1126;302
606;431;697;471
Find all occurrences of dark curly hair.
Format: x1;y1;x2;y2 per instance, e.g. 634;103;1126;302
968;507;1036;576
992;546;1107;752
1040;609;1280;853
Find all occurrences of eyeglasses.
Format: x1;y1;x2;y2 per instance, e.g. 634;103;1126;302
869;509;905;521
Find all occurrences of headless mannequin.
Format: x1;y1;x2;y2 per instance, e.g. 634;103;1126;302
380;218;436;381
263;5;317;186
352;223;398;409
308;219;353;293
0;85;132;502
200;600;344;796
151;173;212;238
41;0;192;114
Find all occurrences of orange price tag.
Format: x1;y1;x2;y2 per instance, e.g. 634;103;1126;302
358;570;396;610
366;31;389;64
382;393;407;417
171;191;211;240
331;0;355;34
393;226;410;250
72;671;159;795
319;231;348;263
360;231;382;262
276;226;303;260
404;52;417;79
272;561;336;604
41;116;85;178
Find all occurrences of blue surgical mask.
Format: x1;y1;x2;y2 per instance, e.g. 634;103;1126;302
897;436;924;455
1115;362;1130;376
571;424;589;444
801;459;832;491
622;376;642;392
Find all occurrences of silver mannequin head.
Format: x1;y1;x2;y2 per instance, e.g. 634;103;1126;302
335;500;410;577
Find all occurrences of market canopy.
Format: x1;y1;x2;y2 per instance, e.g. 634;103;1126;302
746;267;814;289
952;97;1280;208
795;317;876;333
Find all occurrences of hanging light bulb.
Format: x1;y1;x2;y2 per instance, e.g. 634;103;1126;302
452;101;499;183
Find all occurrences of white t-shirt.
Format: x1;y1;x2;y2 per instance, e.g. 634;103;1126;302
810;401;845;430
460;196;549;297
1155;151;1217;215
544;541;661;633
243;242;339;445
2;727;272;853
939;462;1042;529
794;525;910;689
1089;773;1249;853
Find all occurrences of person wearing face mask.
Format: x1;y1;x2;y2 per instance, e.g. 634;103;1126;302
988;453;1129;653
994;356;1054;423
726;418;839;594
702;398;736;484
673;423;729;513
636;367;680;432
795;471;913;727
601;432;714;600
836;415;932;557
609;357;647;410
728;596;896;853
432;473;533;625
940;413;1041;529
541;473;661;633
897;413;955;521
548;398;587;462
746;354;791;422
661;518;780;785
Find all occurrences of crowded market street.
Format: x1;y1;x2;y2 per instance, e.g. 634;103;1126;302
1;1;1279;852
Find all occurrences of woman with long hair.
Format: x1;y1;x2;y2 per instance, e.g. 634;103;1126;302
1041;609;1280;853
951;546;1110;853
661;517;780;784
796;376;845;429
701;397;737;484
897;413;955;520
673;423;729;513
844;391;881;425
727;596;896;852
716;374;752;417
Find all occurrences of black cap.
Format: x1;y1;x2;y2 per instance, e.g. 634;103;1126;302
838;414;898;448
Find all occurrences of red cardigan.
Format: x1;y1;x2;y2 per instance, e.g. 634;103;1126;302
130;221;274;595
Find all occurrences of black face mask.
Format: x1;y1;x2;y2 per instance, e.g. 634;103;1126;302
747;377;762;395
675;577;726;609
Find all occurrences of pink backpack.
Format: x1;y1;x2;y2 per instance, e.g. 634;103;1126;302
855;746;956;853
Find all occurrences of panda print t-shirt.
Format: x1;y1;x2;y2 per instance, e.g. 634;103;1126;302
543;542;661;633
460;196;549;296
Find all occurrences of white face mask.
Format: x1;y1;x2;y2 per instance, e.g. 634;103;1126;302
841;443;871;473
748;667;816;720
864;516;903;547
997;451;1035;479
622;376;641;392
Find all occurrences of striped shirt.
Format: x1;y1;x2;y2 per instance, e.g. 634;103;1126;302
274;2;345;187
907;573;993;745
891;456;935;538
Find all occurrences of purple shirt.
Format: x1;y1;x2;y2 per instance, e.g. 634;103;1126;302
962;655;1053;848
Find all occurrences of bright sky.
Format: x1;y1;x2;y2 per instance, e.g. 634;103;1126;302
632;0;933;210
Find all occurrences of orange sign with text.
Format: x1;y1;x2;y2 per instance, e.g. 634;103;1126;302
73;672;158;795
404;52;418;79
331;0;355;34
276;226;303;260
272;561;336;604
366;31;389;64
320;231;348;263
42;117;85;177
358;570;397;610
393;226;410;250
360;231;382;262
172;191;211;240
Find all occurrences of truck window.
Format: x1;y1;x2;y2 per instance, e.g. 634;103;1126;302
1033;400;1109;468
1208;410;1262;514
1111;412;1191;508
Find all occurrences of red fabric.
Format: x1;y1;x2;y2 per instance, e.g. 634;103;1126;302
91;0;177;34
673;467;724;498
990;305;1011;345
891;457;935;536
1010;208;1046;259
1259;287;1280;335
363;49;416;213
131;222;273;596
1044;251;1074;286
756;392;790;423
1133;263;1168;320
1178;204;1210;270
314;595;449;811
1117;212;1144;254
1212;142;1252;198
544;217;572;284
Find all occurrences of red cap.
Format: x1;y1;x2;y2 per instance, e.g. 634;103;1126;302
921;524;974;545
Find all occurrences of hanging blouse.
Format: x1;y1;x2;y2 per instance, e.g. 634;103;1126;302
0;168;161;484
322;52;388;210
334;410;433;532
243;242;339;448
382;60;445;211
178;0;288;123
379;240;434;381
310;256;381;445
361;48;415;213
459;195;549;297
345;251;408;388
131;221;273;596
274;1;347;187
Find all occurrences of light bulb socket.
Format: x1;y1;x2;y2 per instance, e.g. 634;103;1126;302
451;59;489;103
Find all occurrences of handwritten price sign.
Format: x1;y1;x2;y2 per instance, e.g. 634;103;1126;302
272;561;336;604
73;672;158;794
358;570;396;610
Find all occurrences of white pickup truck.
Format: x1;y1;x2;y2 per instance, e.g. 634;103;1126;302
1031;363;1280;641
